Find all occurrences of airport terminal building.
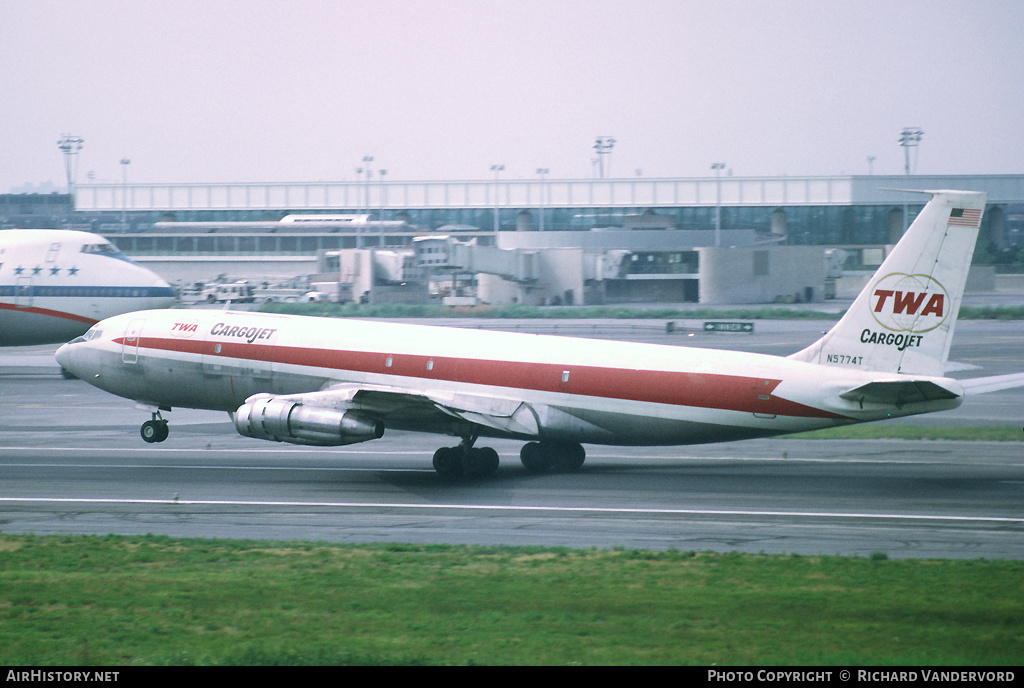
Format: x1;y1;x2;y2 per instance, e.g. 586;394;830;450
4;173;1022;305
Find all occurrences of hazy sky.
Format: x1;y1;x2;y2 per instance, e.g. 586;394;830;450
2;0;1022;192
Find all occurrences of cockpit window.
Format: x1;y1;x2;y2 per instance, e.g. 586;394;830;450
83;327;103;341
81;242;122;255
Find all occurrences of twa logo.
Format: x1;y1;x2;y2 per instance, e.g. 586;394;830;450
869;273;949;333
171;320;200;338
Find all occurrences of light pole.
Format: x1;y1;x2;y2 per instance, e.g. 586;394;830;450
899;128;923;233
491;164;504;237
362;155;374;216
120;158;131;230
57;134;84;216
536;168;549;232
593;136;616;178
356;155;374;248
899;128;923;176
378;168;387;247
355;166;363;248
711;162;725;248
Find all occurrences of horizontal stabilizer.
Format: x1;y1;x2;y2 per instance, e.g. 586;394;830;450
839;380;960;407
959;373;1024;396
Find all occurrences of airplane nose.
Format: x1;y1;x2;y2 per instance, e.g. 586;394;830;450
55;342;72;370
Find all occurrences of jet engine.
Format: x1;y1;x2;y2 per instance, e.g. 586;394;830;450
233;395;384;446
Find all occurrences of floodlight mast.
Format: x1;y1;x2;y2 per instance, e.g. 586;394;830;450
536;168;549;232
378;168;387;246
711;162;726;248
593;136;616;179
120;158;131;229
899;127;923;176
491;164;504;237
57;134;84;212
899;128;924;233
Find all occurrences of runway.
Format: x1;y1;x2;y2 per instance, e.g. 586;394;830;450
2;317;1022;559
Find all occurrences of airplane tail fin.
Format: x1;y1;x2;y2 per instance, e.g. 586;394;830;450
790;190;986;377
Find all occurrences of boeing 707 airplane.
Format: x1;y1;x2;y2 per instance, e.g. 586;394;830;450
55;190;1023;476
1;229;176;346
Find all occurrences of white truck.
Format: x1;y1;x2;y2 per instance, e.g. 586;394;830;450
200;281;255;303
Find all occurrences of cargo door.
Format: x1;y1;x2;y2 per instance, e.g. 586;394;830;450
202;339;228;376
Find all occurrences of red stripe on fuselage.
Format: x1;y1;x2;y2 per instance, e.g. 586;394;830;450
122;335;845;420
0;302;98;325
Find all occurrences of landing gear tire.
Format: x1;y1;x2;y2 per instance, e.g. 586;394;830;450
556;443;586;471
432;447;462;478
432;445;500;478
520;441;585;472
520;442;551;472
141;419;169;443
463;447;500;477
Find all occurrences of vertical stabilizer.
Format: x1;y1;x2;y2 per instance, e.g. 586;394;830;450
790;190;986;376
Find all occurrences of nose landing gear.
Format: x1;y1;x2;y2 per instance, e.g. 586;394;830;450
140;410;169;443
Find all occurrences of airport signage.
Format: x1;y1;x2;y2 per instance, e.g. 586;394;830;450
704;321;754;333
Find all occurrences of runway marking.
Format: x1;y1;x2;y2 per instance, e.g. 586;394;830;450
0;497;1021;524
2;461;427;472
3;449;1023;468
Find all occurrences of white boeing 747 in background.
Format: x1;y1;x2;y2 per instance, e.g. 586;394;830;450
56;191;1024;476
1;229;176;346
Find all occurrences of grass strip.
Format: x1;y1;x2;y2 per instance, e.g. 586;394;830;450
788;425;1024;442
1;535;1021;666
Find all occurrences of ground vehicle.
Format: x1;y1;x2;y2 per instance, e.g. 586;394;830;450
201;282;255;303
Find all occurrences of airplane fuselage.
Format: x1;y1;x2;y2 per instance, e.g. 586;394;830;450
60;308;963;447
0;229;176;346
51;191;999;477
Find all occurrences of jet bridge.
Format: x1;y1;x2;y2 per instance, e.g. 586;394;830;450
414;236;639;306
414;236;538;283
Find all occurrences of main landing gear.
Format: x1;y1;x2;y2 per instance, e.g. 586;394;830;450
431;437;587;478
432;439;500;478
140;411;169;443
520;441;586;473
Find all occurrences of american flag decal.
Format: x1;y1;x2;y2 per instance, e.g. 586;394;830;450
947;208;982;227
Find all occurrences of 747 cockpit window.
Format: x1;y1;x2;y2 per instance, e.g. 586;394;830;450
80;243;122;255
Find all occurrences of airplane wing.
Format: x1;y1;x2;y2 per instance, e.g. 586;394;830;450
345;384;541;437
246;383;541;440
958;373;1024;396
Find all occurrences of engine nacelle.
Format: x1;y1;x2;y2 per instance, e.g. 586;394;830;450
233;395;384;446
